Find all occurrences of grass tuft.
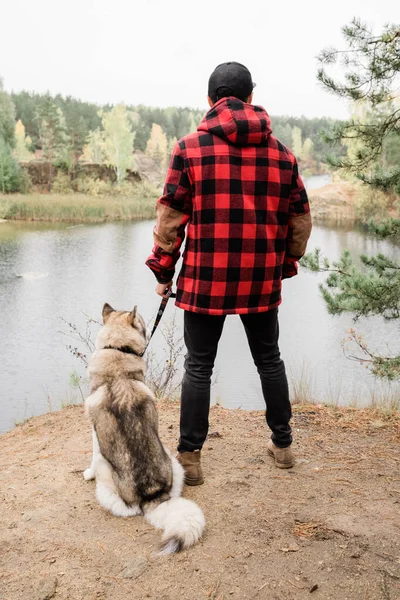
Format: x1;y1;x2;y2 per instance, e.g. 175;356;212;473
0;181;159;223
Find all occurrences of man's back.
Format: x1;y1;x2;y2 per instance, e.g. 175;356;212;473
146;96;311;315
147;63;312;482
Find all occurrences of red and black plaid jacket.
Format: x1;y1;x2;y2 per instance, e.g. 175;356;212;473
146;97;312;315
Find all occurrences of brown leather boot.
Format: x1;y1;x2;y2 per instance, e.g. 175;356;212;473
267;439;294;469
177;450;204;486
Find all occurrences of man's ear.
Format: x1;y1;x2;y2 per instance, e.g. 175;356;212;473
102;303;115;323
207;96;214;108
128;305;137;326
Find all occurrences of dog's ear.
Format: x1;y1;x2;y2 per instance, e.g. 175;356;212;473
102;303;115;323
128;305;137;326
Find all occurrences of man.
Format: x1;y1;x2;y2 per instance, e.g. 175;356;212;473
146;62;312;485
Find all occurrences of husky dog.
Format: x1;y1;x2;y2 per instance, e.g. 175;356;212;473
83;303;205;555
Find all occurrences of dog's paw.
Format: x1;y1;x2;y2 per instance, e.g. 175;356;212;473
83;467;95;481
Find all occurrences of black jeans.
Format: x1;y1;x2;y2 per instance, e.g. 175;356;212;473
178;308;292;452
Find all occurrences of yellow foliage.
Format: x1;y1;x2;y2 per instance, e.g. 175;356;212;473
14;120;34;162
146;124;168;168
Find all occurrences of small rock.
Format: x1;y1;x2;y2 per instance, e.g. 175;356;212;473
310;584;318;593
37;576;57;599
280;542;300;553
122;556;149;579
7;522;17;529
246;457;265;465
208;431;223;439
168;424;173;429
21;514;32;522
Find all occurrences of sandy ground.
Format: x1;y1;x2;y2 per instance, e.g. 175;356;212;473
1;402;400;600
308;182;358;222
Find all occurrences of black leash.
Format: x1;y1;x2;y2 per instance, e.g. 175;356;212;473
139;288;176;357
104;289;176;358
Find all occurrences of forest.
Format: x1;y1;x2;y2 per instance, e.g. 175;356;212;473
0;84;345;193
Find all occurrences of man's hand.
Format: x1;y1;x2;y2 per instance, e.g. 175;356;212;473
156;281;173;297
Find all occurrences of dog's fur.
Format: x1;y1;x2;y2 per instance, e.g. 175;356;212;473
83;303;205;555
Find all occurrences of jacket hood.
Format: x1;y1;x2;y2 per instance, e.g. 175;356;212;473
197;97;272;146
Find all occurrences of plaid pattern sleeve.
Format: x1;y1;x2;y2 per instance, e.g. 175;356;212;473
282;160;312;280
145;143;192;284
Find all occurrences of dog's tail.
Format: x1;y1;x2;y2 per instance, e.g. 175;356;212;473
144;497;205;555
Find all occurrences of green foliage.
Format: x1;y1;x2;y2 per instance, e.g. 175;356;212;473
100;104;135;185
35;96;70;188
302;248;400;379
317;19;400;191
272;116;346;161
0;78;16;148
354;186;393;222
52;171;73;194
14;120;34;161
9;89;347;171
308;19;400;381
368;217;400;238
0;138;29;193
82;129;105;163
11;91;102;150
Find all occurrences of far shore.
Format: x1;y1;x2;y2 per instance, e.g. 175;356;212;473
0;189;158;224
1;180;398;226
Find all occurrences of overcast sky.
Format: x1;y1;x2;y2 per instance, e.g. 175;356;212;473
1;0;398;119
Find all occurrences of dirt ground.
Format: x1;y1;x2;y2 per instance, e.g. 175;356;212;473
308;182;358;222
1;402;400;600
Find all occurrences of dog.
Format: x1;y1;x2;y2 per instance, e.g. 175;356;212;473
83;303;205;555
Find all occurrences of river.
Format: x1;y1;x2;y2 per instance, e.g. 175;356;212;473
0;178;399;432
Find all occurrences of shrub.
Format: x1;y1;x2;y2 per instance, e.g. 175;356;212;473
0;138;30;193
52;171;73;194
355;186;393;222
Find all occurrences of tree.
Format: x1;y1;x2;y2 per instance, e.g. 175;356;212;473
188;114;198;134
35;95;69;190
0;137;27;193
302;137;314;160
167;136;178;161
82;129;106;163
101;104;135;185
14;120;34;161
317;18;400;192
302;19;400;380
0;78;16;148
146;123;168;168
291;126;303;157
0;79;27;193
65;113;87;171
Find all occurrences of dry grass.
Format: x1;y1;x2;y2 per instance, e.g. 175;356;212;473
0;183;158;223
293;520;331;540
293;403;400;433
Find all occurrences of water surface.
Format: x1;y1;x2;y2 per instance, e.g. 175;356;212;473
0;192;399;432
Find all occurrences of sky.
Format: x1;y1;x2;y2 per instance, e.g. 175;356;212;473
1;0;398;119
